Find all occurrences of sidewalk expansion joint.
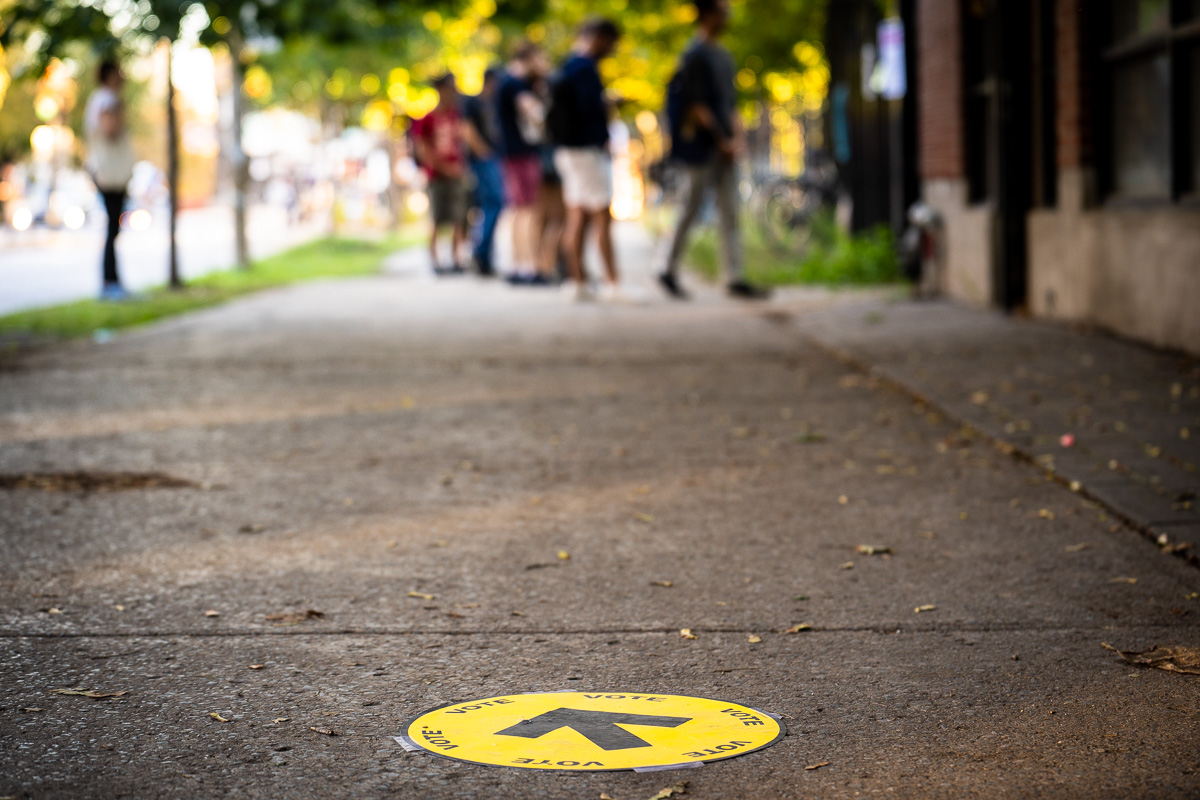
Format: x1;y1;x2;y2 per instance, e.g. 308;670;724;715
0;622;1189;639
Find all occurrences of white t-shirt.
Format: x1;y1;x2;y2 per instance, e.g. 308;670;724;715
84;86;135;190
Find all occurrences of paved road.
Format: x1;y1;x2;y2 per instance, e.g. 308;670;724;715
0;226;1196;799
0;204;323;315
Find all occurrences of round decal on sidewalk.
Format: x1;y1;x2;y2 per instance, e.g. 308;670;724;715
400;692;785;771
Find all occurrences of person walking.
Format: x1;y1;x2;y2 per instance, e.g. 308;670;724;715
551;17;624;302
659;0;770;300
84;59;136;301
496;43;551;284
412;74;470;275
461;67;505;276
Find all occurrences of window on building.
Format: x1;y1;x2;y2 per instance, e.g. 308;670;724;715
1104;0;1200;200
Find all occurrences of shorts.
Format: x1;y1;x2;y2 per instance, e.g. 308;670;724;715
428;175;469;226
502;154;541;207
554;147;613;211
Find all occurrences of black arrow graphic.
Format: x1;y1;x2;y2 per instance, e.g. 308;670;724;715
494;708;692;750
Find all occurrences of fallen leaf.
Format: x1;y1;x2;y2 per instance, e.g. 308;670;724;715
511;610;526;617
50;688;127;699
1109;577;1138;584
1162;542;1194;555
209;712;230;722
680;628;698;640
839;561;854;570
203;609;220;617
21;707;42;712
1038;509;1056;520
1102;643;1200;675
238;523;266;534
1186;592;1199;600
914;604;937;613
633;511;655;523
447;612;465;619
113;604;126;611
600;794;617;800
407;591;435;601
249;664;264;670
732;427;753;438
1065;543;1094;553
970;391;989;405
784;623;813;633
794;432;826;443
649;782;688;799
271;717;290;723
837;495;849;505
856;544;893;555
748;634;762;644
264;609;324;623
805;761;830;771
557;550;570;561
309;726;336;736
46;608;62;615
650;580;674;588
793;594;810;601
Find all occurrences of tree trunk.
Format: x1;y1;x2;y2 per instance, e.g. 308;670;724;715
229;28;249;268
165;38;182;288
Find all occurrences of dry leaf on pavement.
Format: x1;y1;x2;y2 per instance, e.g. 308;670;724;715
407;591;435;600
680;628;698;640
856;545;893;555
209;712;230;722
650;580;673;588
1109;577;1138;584
557;550;570;561
1102;643;1200;675
839;561;854;570
203;610;220;617
1065;543;1093;552
649;782;688;799
748;634;762;644
633;512;655;523
784;623;813;633
805;761;830;771
914;604;937;613
309;726;336;735
50;688;127;699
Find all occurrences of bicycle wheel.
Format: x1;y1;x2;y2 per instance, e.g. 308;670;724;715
756;180;820;256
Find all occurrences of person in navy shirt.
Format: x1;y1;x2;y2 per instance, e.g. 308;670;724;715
551;18;625;301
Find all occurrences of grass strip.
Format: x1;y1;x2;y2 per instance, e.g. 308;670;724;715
0;232;419;341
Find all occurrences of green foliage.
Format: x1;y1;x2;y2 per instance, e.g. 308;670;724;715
686;213;902;287
0;232;419;341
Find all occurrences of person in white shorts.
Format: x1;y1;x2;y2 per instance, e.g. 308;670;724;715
548;18;622;300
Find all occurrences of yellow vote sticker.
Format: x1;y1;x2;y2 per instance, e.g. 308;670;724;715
401;691;785;771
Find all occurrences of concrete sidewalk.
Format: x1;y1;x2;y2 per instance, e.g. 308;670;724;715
0;226;1197;799
788;298;1200;563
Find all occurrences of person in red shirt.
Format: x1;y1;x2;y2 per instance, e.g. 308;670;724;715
412;74;470;274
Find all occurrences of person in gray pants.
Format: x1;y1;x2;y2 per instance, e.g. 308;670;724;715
659;0;769;301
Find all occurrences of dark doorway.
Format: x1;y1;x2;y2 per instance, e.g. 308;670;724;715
961;0;1035;311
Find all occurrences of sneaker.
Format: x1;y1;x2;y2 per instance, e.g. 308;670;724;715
99;283;132;301
506;271;535;286
599;283;648;305
728;280;771;300
658;272;690;300
527;272;558;287
573;281;597;302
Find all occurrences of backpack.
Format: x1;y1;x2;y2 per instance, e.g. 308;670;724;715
667;44;717;164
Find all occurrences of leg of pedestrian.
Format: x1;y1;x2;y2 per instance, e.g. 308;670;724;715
659;164;707;299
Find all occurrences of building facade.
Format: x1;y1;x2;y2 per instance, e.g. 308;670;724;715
831;0;1200;354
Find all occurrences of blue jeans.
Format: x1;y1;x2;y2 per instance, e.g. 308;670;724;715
470;157;504;272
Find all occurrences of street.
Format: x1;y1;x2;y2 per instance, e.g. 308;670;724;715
0;227;1197;799
0;204;322;316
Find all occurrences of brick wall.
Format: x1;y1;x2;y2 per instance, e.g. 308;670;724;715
917;0;963;179
1055;0;1082;168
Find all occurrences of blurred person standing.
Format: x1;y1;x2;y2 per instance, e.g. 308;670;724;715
659;0;770;300
496;42;550;284
84;59;136;301
412;74;470;275
461;67;505;276
550;18;624;302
